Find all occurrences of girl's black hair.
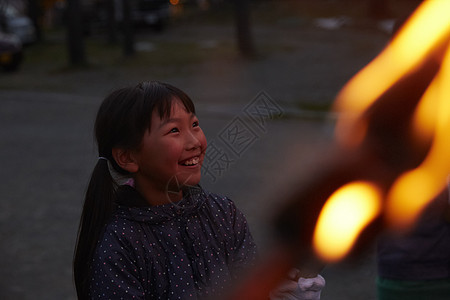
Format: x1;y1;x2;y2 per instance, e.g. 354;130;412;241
73;81;195;299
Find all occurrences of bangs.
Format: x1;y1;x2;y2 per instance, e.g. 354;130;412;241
139;81;196;121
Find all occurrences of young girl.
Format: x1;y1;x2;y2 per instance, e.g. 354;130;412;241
73;81;324;299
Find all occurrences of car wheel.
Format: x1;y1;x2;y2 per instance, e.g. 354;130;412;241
1;51;23;72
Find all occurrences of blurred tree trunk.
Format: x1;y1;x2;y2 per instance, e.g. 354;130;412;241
368;0;390;19
233;0;255;59
66;0;87;66
27;0;42;42
106;0;118;44
122;0;135;56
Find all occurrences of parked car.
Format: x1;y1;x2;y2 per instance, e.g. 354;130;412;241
0;3;37;45
0;31;23;71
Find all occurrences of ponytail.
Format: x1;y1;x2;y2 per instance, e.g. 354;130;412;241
73;158;117;299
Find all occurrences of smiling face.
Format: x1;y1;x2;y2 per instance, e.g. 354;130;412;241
131;98;207;203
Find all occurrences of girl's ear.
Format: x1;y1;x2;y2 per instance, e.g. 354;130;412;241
112;148;139;173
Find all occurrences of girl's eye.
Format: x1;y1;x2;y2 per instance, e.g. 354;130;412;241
169;127;179;133
193;121;199;127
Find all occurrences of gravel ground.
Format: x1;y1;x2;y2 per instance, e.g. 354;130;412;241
0;4;396;299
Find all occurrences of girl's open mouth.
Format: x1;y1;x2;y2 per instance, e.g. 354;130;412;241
180;156;200;166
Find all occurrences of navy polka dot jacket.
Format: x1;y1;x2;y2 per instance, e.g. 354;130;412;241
89;185;258;299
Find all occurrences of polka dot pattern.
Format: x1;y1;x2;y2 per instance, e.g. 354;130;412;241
89;185;258;299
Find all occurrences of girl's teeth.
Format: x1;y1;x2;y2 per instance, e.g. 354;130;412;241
183;157;199;166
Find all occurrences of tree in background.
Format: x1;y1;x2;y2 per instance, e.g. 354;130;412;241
105;0;117;44
233;0;255;59
27;0;43;41
121;0;135;57
66;0;87;66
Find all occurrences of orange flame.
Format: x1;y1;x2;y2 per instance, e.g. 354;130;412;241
334;0;450;148
313;0;450;260
386;44;450;230
313;182;382;262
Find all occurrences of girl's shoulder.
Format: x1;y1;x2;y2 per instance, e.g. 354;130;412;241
197;186;243;217
103;212;137;236
95;214;140;254
202;189;231;203
198;186;234;205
